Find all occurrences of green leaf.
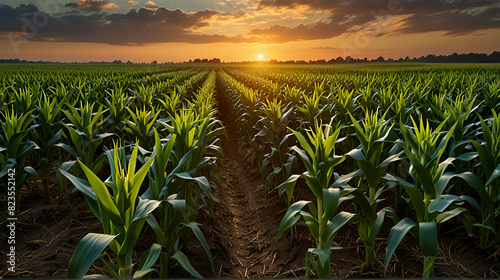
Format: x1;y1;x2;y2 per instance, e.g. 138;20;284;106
325;211;356;241
419;221;438;258
322;188;339;221
401;146;435;196
485;163;500;186
118;216;147;257
67;233;117;279
184;222;213;265
82;274;112;279
435;207;467;224
277;200;312;239
454;172;492;205
385;217;417;270
171;251;203;278
133;197;161;222
79;160;123;227
137;243;162;272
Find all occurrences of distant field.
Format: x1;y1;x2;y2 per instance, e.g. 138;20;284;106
1;63;500;278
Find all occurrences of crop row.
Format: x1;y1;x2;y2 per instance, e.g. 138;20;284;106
218;65;500;278
0;66;223;278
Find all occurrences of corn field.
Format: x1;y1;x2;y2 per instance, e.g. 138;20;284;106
1;63;500;278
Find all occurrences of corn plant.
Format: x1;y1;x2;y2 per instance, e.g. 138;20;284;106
459;111;500;247
0;109;38;216
158;87;183;119
104;85;132;136
12;86;38;115
65;142;161;279
283;84;302;107
31;94;63;203
57;102;113;178
328;86;359;125
298;82;326;127
277;121;354;278
254;99;297;197
161;107;224;221
385;116;480;278
125;106;160;151
480;78;500;115
144;130;212;278
133;84;156;110
335;111;401;269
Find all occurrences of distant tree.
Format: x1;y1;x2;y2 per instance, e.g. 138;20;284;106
376;56;385;62
193;58;201;63
112;60;122;64
151;60;157;64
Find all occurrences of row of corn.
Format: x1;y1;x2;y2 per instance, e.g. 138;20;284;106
0;65;224;278
219;65;500;278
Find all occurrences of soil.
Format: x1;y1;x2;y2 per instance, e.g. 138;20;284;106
2;103;500;278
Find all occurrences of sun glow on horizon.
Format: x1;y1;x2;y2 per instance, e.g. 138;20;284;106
257;54;264;60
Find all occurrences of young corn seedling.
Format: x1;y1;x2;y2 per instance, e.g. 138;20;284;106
334;111;401;270
283;84;302;107
254;99;297;195
157;87;183;119
480;78;500;115
32;94;63;203
125;106;160;151
385;116;480;278
298;82;326;128
161;107;224;221
64;142;161;279
104;85;132;136
458;111;500;248
133;84;156;110
58;102;113;178
12;86;38;115
277;121;354;278
0;109;38;216
143;130;213;278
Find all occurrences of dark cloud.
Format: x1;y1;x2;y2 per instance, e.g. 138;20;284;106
249;13;373;43
65;0;119;12
254;0;500;42
0;4;246;45
399;7;500;36
15;4;39;14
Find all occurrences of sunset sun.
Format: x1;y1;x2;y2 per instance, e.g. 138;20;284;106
258;54;264;60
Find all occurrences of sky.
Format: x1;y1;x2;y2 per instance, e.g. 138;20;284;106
0;0;499;62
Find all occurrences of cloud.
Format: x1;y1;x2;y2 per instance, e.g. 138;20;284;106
254;0;500;42
0;4;247;45
126;1;139;6
248;13;373;43
65;0;119;12
144;1;158;10
398;7;500;36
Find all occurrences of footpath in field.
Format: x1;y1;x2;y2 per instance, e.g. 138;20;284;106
195;84;313;277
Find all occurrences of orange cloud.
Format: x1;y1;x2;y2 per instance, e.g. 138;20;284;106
144;1;158;10
65;0;119;11
126;1;139;6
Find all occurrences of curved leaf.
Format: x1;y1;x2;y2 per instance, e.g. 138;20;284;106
172;251;203;278
67;233;117;279
385;217;417;270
